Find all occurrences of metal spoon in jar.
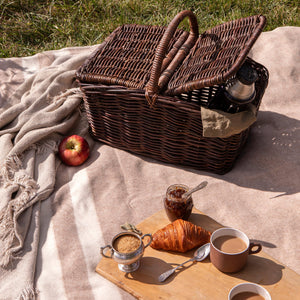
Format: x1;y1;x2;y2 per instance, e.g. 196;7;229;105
182;181;208;200
158;243;210;282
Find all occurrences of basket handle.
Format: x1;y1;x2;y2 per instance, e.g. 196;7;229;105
145;10;199;107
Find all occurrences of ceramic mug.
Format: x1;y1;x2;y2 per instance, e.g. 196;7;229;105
228;282;271;300
210;227;262;273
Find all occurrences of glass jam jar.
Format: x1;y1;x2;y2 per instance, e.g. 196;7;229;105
163;184;193;222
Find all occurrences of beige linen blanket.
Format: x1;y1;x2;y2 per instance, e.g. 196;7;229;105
0;27;299;299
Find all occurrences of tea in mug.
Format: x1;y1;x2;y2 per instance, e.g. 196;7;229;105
213;235;247;253
113;234;140;253
231;291;265;300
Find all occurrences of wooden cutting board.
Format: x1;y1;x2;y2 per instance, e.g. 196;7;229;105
96;209;300;299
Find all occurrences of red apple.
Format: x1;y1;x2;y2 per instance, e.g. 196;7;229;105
58;135;90;166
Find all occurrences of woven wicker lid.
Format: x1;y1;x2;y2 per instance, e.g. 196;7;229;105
76;24;190;90
164;15;266;96
77;11;266;102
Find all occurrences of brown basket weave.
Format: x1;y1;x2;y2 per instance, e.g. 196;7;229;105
76;10;269;174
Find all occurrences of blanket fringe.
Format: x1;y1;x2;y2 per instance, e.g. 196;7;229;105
51;87;83;105
0;154;39;267
0;87;84;268
16;285;37;300
32;139;58;155
0;154;22;184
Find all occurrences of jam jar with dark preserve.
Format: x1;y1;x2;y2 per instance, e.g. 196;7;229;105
163;184;193;222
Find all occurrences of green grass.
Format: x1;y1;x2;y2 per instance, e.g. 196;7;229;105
0;0;299;58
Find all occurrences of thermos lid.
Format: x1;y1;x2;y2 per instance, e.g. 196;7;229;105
236;62;258;85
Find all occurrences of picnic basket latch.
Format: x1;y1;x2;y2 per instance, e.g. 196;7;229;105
145;10;199;107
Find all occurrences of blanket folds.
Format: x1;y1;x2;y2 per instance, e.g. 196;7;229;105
0;88;83;267
0;50;92;299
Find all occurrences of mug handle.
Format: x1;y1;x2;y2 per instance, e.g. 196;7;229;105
100;245;113;258
141;233;152;248
249;242;262;255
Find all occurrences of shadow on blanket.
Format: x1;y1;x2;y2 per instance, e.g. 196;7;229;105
234;110;300;196
115;110;300;197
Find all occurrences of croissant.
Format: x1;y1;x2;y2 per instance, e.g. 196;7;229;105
150;219;211;252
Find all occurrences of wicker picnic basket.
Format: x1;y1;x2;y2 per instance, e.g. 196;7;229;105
76;10;268;174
